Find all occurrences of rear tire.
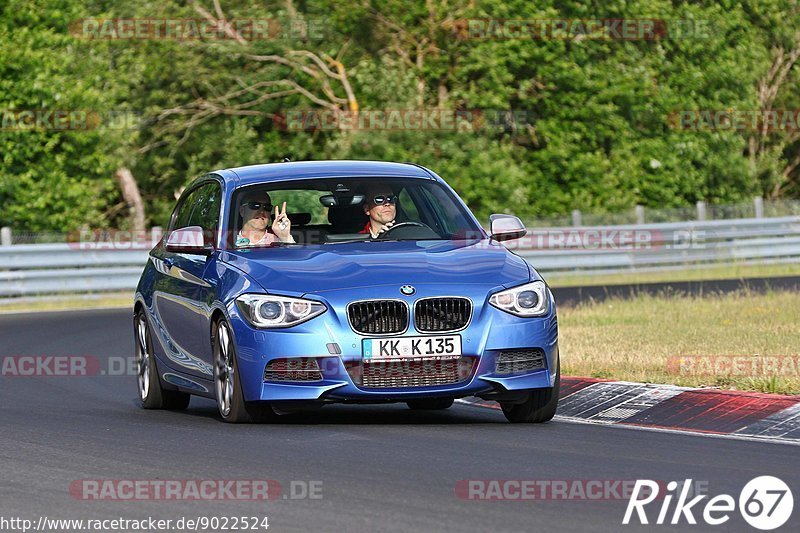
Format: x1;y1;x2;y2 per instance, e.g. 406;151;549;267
500;359;560;423
134;310;191;410
213;319;277;423
406;398;454;410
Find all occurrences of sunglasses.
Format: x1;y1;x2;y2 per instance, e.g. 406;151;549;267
244;202;273;211
371;195;397;206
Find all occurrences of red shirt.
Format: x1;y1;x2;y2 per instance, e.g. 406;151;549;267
359;221;371;235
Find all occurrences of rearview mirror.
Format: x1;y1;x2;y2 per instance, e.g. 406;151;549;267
165;226;213;255
320;194;365;207
489;214;527;242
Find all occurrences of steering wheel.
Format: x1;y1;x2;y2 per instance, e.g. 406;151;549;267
375;221;438;239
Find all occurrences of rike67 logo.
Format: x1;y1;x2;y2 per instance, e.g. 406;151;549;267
624;476;793;530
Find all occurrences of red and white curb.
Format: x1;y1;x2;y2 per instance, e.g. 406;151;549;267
459;378;800;445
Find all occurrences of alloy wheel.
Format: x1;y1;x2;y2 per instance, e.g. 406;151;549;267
215;322;234;417
135;314;151;401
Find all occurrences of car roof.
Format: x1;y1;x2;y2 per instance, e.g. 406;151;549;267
213;160;437;187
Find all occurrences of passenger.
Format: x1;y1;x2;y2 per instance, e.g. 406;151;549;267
359;185;397;238
236;192;295;246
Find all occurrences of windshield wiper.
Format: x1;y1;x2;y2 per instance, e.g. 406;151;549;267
237;241;291;249
323;239;371;245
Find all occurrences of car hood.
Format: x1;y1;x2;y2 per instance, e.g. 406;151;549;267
220;240;533;294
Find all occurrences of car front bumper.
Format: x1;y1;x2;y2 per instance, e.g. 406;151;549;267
227;286;559;403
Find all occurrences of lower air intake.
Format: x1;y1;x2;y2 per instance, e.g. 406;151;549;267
346;357;476;389
495;349;546;375
264;358;323;382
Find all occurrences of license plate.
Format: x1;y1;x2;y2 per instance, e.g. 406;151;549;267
363;335;462;360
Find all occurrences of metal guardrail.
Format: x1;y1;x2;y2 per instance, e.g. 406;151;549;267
514;217;800;273
0;243;149;297
1;216;799;297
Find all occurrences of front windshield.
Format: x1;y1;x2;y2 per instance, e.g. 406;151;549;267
230;177;483;247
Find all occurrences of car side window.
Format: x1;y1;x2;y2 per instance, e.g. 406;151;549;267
398;188;421;222
171;182;222;231
189;183;222;233
171;188;201;231
418;185;470;236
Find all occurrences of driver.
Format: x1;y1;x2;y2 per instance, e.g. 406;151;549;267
359;185;397;238
236;191;295;246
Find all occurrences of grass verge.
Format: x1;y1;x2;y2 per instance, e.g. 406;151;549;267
0;292;133;313
559;289;800;394
546;261;800;287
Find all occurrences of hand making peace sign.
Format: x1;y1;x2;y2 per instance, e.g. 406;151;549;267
271;201;292;241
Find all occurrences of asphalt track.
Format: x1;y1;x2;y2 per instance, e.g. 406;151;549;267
1;309;798;532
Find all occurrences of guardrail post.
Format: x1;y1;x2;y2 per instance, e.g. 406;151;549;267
0;227;11;246
696;201;707;221
754;197;764;218
635;205;645;224
571;209;582;227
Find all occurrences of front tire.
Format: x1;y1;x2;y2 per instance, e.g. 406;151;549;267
134;310;191;410
213;319;276;423
500;359;560;423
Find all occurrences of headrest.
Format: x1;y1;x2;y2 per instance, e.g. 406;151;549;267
288;212;311;226
328;205;368;232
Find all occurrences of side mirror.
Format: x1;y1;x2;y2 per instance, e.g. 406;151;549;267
165;226;213;255
489;214;527;242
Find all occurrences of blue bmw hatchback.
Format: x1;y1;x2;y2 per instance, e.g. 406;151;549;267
134;161;559;423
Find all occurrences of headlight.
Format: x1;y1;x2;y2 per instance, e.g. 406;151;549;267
236;294;326;328
489;281;550;317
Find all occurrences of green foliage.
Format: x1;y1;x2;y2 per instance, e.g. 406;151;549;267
1;0;800;231
0;0;119;230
